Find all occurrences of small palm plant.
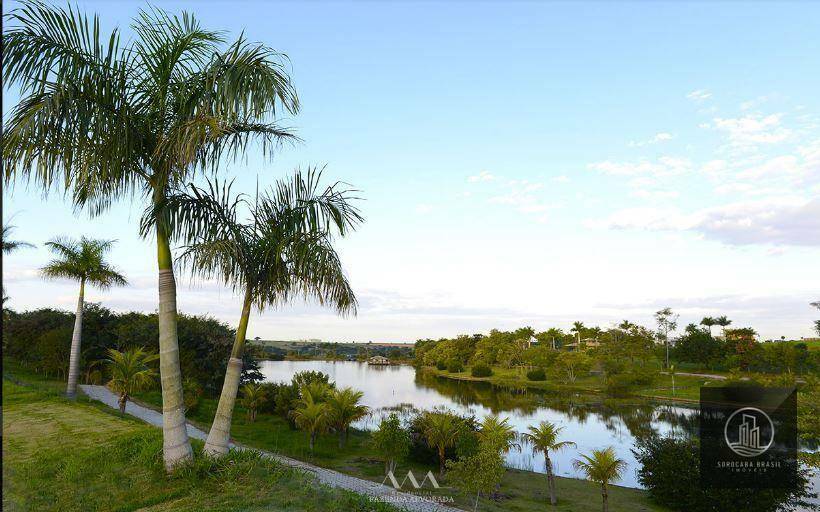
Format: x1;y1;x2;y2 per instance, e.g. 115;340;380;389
41;237;126;398
572;447;627;512
151;169;361;456
327;387;369;448
291;392;330;453
106;347;158;414
478;414;519;455
422;411;462;477
523;421;576;506
238;384;267;422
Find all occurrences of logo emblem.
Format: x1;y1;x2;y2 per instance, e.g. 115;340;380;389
382;470;441;490
724;407;774;457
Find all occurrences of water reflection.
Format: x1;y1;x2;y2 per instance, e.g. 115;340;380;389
260;360;701;487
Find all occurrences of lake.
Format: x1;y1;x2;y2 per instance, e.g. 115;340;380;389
260;360;699;488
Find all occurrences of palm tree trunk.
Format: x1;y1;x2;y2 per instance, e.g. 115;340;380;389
601;483;608;512
65;278;85;398
203;289;253;457
118;393;128;414
439;446;446;477
156;220;193;471
545;453;557;505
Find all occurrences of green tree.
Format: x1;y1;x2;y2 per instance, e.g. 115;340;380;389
327;387;369;448
422;411;462;476
290;390;330;453
477;414;518;454
699;316;717;336
238;383;267;422
41;237;126;398
3;1;298;470
654;307;678;369
523;421;576;506
106;347;158;414
372;413;410;474
446;447;506;512
714;315;732;338
811;302;820;337
572;447;627;512
552;351;592;383
1;223;34;254
159;170;360;456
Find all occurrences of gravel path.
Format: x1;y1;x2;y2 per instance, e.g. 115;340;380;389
80;385;455;512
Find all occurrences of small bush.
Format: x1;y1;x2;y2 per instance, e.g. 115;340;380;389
435;361;448;371
526;368;546;381
471;364;493;377
447;360;464;373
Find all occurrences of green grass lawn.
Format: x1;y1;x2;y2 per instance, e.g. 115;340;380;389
133;389;668;512
1;367;393;512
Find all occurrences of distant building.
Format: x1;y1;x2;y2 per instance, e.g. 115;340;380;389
565;338;601;351
368;355;390;365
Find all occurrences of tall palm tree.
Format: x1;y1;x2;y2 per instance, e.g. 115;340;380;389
715;316;732;338
327;387;369;448
700;316;716;336
572;447;627;512
422;411;462;477
571;321;586;344
153;169;360;456
41;237;126;398
3;2;298;469
106;347;158;414
291;392;330;453
523;421;576;506
478;414;518;454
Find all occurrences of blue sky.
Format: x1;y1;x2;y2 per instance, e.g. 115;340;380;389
3;1;819;341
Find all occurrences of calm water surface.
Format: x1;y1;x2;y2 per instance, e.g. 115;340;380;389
261;360;700;488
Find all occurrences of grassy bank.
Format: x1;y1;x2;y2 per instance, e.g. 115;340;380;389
2;365;392;512
133;391;668;511
421;365;712;402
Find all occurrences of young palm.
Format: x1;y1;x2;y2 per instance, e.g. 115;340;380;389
327;387;369;448
106;347;158;414
153;169;360;456
423;412;462;477
523;421;576;506
4;2;298;469
572;447;627;512
41;237;126;398
478;414;519;455
291;392;330;453
238;384;267;422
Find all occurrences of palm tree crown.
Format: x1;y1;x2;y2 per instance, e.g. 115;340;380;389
572;447;627;485
2;223;35;254
41;237;127;288
106;347;158;413
523;421;576;455
478;414;519;454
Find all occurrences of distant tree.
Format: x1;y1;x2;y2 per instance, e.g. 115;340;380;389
812;302;820;337
714;316;732;337
552;351;592;383
571;322;586;343
655;308;679;369
523;421;576;506
41;237;127;398
372;413;410;474
106;347;158;414
699;317;717;336
674;324;724;368
573;447;627;512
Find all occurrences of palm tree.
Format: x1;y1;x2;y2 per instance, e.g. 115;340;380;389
291;392;330;453
700;317;716;336
523;421;576;506
571;321;586;344
106;347;158;414
41;237;126;398
152;169;361;456
715;316;732;338
3;2;298;470
1;222;35;303
238;383;267;422
422;411;462;477
572;447;627;512
327;387;369;448
478;414;518;454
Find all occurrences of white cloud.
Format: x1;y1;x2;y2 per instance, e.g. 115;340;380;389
589;197;820;247
630;189;680;200
687;89;712;102
551;175;570;183
415;203;434;214
708;113;792;145
587;156;692;177
628;132;674;147
467;170;495;183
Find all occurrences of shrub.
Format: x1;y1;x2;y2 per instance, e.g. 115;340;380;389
435;361;448;371
447;360;464;373
471;364;493;377
526;368;546;381
634;436;812;512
